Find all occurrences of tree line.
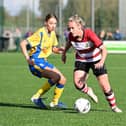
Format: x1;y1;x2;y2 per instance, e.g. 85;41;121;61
3;0;118;33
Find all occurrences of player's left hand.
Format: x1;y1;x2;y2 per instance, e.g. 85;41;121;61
94;61;104;69
58;47;65;54
52;47;65;54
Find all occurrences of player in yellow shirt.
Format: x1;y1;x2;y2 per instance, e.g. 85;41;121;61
20;13;66;109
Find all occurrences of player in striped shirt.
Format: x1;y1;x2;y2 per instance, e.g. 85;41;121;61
62;14;122;113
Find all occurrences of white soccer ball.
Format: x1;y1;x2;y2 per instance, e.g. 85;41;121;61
74;98;91;114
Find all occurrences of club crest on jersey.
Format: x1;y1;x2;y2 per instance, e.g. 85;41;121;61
85;42;89;48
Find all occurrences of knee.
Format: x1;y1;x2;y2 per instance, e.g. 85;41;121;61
52;74;61;83
74;83;80;90
74;80;85;90
59;75;66;85
74;81;80;89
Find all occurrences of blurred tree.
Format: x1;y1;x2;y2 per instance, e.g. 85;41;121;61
0;0;4;36
18;7;42;32
95;0;118;32
4;9;14;27
63;0;91;27
3;0;118;34
4;6;42;33
39;0;59;22
38;0;119;36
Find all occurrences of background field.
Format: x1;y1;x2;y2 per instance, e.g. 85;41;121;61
0;53;126;126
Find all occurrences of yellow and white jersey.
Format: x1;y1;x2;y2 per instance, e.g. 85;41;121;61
27;27;58;58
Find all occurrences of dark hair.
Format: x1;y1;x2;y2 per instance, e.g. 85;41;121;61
45;13;58;22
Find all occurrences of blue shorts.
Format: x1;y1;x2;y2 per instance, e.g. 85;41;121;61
29;57;54;78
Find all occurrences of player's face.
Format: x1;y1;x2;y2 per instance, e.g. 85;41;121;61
45;17;57;32
67;21;81;37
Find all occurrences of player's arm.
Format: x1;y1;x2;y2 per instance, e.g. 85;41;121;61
61;41;72;64
88;29;107;68
99;44;108;64
52;46;64;54
95;44;108;69
20;40;34;65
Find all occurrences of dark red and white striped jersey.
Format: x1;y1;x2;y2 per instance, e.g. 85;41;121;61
68;28;103;62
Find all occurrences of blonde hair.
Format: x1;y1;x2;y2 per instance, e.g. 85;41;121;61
68;14;86;27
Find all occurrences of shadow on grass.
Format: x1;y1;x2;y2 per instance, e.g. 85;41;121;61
0;102;110;113
63;108;110;114
0;102;42;110
0;102;73;111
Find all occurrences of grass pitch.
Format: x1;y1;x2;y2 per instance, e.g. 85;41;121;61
0;52;125;126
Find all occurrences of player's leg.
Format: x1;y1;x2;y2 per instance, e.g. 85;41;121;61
93;63;122;113
30;63;66;108
30;59;63;108
74;70;98;103
49;67;66;108
96;74;122;112
73;61;98;103
30;67;60;108
31;68;60;98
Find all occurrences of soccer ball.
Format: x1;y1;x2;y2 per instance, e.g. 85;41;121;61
74;98;91;114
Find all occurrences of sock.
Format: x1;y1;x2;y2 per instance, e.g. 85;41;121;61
52;83;64;105
104;89;116;109
33;79;55;99
77;83;88;94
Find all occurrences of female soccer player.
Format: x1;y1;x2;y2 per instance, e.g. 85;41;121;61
62;14;122;112
20;13;66;109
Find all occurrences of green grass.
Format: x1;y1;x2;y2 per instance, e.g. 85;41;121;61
0;52;126;126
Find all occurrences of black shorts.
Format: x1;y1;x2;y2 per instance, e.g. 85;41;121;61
74;61;107;77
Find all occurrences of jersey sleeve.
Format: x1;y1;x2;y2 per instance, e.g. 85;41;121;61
27;29;42;47
87;29;103;47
